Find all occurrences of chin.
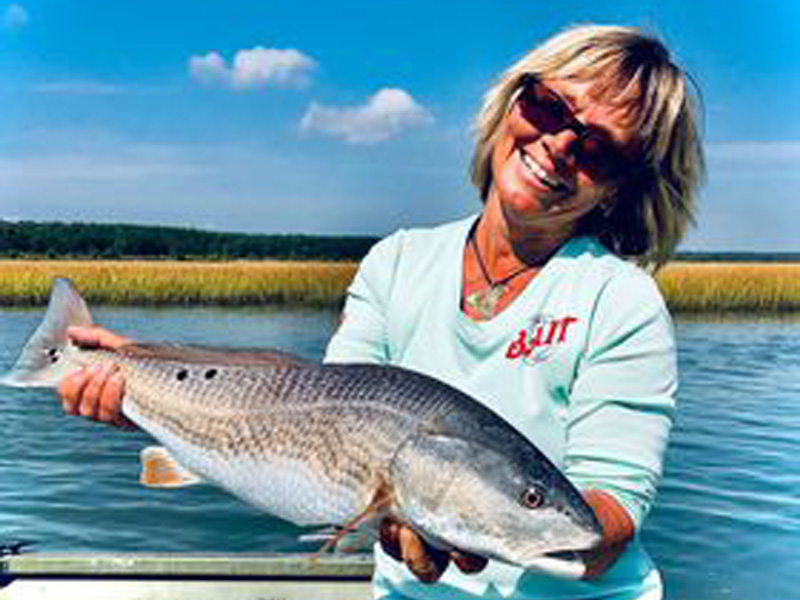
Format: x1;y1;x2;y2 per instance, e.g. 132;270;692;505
498;187;548;221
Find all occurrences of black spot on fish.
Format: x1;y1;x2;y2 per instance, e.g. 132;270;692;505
176;369;189;381
46;348;60;363
204;369;218;380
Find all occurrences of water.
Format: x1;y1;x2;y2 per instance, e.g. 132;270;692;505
0;306;340;554
1;307;799;600
646;319;800;600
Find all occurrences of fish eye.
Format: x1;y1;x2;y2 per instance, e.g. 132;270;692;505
519;486;545;509
46;348;60;363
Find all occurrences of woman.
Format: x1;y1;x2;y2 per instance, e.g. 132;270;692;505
324;24;702;599
60;24;703;600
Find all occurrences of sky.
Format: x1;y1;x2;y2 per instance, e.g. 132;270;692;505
0;0;798;251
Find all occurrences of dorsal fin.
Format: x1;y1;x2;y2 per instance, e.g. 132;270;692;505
119;344;309;367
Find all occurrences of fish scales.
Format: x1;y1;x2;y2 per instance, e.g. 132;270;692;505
109;350;456;504
118;353;446;456
1;278;604;572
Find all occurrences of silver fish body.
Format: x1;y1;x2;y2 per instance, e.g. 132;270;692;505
1;278;602;569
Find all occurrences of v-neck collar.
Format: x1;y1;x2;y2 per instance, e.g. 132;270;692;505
451;214;585;336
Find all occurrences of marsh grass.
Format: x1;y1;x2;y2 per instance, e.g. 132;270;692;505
657;262;800;313
2;260;800;313
0;260;358;307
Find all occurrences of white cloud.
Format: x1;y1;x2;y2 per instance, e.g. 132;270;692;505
300;88;434;144
231;47;315;89
188;47;316;90
188;51;228;85
2;4;28;29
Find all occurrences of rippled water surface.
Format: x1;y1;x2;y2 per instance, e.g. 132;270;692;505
1;307;799;600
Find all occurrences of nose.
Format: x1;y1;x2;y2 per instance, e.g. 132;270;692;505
541;128;579;171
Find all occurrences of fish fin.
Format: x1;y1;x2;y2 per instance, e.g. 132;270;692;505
300;526;376;554
139;445;204;488
317;483;392;555
0;278;92;388
119;343;308;367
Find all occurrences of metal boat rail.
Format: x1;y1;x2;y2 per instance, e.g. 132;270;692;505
0;552;374;600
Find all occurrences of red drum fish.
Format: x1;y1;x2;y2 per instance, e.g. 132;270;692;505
1;278;601;573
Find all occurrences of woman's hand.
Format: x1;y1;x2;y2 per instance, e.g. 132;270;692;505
579;489;635;580
379;518;488;583
58;325;135;428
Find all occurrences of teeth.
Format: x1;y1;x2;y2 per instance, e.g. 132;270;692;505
520;151;566;192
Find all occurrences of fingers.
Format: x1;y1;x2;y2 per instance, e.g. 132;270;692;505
379;519;487;583
57;361;127;427
379;519;448;583
58;325;131;428
399;525;450;584
451;550;488;574
379;518;403;562
97;370;126;422
67;325;131;350
578;489;635;580
58;368;88;416
581;541;627;580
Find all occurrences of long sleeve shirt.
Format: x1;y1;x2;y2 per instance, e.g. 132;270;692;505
325;215;675;600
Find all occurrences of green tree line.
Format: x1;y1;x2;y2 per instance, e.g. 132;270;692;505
0;221;379;260
2;221;796;262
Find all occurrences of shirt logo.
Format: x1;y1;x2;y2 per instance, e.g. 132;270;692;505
505;315;578;364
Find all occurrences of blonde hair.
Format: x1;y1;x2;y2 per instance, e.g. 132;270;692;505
470;25;704;269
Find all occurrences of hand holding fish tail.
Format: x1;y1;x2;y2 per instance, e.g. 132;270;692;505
379;518;487;583
578;489;635;580
58;325;135;428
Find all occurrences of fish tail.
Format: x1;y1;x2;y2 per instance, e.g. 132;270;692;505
0;278;93;388
139;446;204;488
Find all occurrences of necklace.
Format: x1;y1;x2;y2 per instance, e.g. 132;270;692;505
464;231;537;320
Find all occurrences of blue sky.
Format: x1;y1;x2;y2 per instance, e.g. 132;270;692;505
1;0;798;251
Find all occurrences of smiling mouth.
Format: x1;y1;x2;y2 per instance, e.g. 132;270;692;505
519;149;571;194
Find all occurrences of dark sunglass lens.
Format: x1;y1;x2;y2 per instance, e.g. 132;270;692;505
574;133;625;180
518;79;569;132
518;76;631;181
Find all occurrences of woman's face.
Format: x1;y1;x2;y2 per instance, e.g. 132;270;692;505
489;75;640;236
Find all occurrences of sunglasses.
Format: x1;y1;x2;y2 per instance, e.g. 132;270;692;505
515;73;635;182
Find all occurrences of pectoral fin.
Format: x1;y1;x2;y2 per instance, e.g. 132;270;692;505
299;525;376;554
316;482;393;555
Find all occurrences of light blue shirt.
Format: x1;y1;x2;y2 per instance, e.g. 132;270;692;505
325;215;675;600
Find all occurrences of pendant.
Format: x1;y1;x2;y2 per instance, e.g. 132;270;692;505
465;284;506;319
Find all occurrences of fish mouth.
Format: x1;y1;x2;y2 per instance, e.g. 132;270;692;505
498;505;603;569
